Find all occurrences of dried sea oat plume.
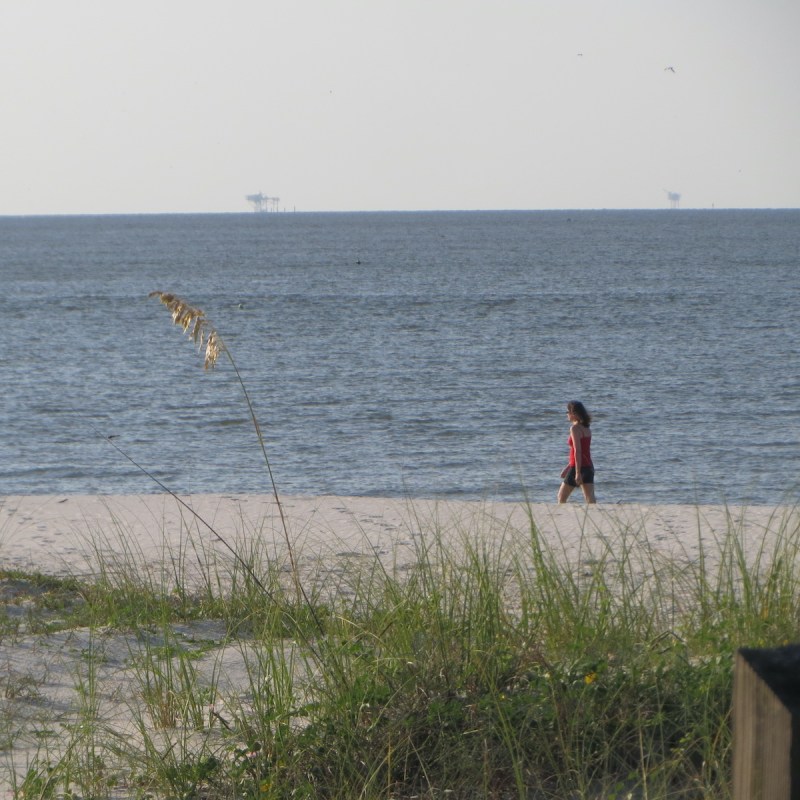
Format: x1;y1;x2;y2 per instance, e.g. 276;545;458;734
149;291;222;369
148;290;315;619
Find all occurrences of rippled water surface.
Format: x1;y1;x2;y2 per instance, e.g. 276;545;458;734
2;210;798;504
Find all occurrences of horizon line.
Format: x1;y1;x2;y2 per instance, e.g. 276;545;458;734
2;205;800;219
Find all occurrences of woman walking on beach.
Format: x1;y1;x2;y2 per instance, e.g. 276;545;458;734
558;400;596;504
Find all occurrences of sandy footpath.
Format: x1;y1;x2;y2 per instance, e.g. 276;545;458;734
1;494;797;582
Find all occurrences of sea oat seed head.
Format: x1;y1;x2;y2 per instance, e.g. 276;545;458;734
151;291;223;370
204;330;222;369
176;304;201;333
190;316;205;345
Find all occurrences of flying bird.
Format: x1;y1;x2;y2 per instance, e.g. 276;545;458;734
664;66;676;73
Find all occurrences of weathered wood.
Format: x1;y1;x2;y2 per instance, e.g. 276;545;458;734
733;645;800;800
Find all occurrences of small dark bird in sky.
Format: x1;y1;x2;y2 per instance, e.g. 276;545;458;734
664;66;676;73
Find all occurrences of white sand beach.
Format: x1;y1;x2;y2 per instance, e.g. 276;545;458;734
0;494;797;794
1;494;796;581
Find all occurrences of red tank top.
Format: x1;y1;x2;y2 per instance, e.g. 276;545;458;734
568;432;592;467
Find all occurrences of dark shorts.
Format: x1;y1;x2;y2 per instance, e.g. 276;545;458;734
564;466;595;487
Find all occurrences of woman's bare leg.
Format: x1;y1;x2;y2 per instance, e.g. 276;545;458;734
557;483;574;503
581;483;597;504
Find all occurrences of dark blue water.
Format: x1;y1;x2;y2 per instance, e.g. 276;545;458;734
1;210;798;504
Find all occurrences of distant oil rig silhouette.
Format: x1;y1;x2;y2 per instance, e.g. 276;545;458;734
246;192;280;212
665;190;681;209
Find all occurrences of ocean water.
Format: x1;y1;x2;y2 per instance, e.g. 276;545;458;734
1;210;798;505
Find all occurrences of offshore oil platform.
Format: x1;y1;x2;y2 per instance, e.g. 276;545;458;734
246;192;280;212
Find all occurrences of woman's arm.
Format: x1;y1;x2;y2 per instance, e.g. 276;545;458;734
571;426;583;485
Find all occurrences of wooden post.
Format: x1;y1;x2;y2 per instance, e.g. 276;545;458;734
734;645;800;799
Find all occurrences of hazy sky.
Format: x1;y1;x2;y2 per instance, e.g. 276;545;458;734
2;1;798;214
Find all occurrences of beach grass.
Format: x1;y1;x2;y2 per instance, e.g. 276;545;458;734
1;504;799;799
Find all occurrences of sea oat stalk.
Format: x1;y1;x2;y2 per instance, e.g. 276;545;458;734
148;292;309;612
